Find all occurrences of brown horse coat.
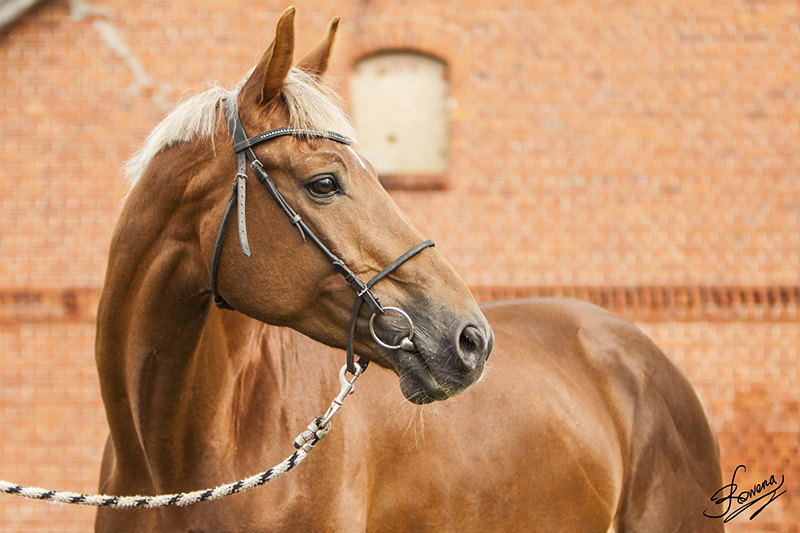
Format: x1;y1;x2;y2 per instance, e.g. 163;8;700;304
96;299;722;532
94;9;723;532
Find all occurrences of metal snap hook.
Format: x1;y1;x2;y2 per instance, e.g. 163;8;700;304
369;306;415;351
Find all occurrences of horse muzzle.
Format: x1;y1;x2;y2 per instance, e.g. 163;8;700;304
372;309;494;404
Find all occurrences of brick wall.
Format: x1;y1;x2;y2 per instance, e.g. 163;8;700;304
0;1;797;530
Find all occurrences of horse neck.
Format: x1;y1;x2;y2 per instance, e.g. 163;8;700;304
95;138;335;491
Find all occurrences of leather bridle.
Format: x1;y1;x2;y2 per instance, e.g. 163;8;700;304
0;97;438;512
210;96;434;374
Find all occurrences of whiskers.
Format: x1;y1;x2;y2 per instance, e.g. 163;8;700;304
382;381;441;449
401;402;440;449
476;358;496;385
439;342;457;368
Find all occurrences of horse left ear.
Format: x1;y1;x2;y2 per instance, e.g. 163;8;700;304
242;6;296;107
297;16;339;78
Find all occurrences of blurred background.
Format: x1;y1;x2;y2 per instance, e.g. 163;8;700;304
0;0;797;530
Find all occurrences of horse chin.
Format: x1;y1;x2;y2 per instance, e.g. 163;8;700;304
399;374;447;405
395;350;462;405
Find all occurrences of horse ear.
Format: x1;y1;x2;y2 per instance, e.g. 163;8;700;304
243;6;296;106
297;16;339;78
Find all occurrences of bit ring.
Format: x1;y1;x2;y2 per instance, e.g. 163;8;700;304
369;307;414;350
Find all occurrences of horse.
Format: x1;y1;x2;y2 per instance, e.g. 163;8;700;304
94;8;723;532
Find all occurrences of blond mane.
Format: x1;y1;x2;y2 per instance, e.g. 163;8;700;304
124;68;355;187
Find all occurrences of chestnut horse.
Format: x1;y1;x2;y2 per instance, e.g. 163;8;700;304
95;8;723;532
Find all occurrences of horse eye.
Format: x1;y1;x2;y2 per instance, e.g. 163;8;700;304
307;176;339;198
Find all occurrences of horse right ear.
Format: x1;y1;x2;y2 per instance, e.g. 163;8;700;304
241;6;296;107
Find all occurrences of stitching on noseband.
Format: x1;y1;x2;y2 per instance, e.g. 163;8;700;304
210;96;434;375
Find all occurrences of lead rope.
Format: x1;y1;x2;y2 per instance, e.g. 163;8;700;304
3;99;432;509
0;363;363;508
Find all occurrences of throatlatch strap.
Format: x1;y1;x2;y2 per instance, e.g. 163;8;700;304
210;182;238;310
213;96;435;375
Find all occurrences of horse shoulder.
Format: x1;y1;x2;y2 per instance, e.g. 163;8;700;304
481;298;722;531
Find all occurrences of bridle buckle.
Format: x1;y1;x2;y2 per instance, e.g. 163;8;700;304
211;96;434;373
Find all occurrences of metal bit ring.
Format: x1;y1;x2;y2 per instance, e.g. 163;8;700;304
369;306;415;350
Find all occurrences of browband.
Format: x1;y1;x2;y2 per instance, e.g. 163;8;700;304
211;96;434;374
234;127;351;154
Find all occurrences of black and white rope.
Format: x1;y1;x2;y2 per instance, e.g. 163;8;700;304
0;362;363;509
0;418;330;508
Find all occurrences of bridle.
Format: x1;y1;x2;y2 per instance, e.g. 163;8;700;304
0;96;437;509
210;96;434;375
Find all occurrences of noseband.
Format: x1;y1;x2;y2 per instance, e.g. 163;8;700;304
0;98;437;511
210;97;434;374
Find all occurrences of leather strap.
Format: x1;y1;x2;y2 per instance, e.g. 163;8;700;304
236;174;251;257
234;127;350;153
345;239;434;374
210;181;238;310
211;96;434;375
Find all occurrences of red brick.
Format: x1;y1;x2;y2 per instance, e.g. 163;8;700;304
0;1;798;530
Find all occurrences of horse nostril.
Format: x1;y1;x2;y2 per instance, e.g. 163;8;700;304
456;324;487;371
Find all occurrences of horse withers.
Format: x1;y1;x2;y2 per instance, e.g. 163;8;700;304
94;8;723;532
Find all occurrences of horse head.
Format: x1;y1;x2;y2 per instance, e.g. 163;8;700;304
128;8;492;404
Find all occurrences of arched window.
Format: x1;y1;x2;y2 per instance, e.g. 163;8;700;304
349;52;448;189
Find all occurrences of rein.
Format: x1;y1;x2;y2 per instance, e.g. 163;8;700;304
1;96;434;508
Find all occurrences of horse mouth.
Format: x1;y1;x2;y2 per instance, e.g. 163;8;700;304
394;347;480;405
396;351;448;404
366;308;491;404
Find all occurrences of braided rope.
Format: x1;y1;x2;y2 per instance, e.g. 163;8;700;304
0;363;361;508
0;419;329;508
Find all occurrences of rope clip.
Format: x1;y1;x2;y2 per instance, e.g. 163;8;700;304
319;362;363;428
